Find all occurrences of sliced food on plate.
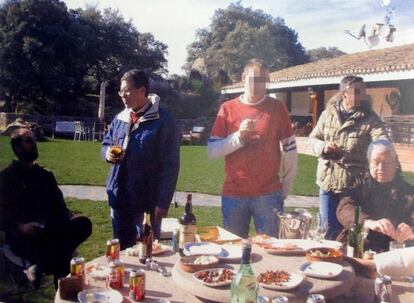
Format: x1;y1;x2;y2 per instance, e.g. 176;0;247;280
262;242;305;255
193;268;235;287
250;234;277;246
257;270;303;290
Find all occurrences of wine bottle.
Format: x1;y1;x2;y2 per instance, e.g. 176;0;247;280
178;194;197;256
347;206;364;258
138;212;153;264
231;239;258;303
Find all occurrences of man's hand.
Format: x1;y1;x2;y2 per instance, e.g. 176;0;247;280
17;222;43;235
106;147;124;163
239;119;259;144
323;142;340;155
154;207;168;221
364;218;397;239
395;222;414;242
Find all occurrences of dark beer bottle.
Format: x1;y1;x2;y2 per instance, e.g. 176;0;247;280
347;206;364;258
178;194;197;256
139;212;153;263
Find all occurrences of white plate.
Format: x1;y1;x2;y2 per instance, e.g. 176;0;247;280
184;242;223;256
78;288;123;303
193;268;235;287
218;245;242;261
152;244;171;256
260;272;303;290
299;261;343;279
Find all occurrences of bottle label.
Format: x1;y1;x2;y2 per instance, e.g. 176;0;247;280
347;245;354;257
138;242;147;259
231;275;257;303
179;224;196;248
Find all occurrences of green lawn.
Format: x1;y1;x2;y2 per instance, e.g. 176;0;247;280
0;136;320;196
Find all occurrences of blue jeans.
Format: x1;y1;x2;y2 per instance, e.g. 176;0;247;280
221;189;284;239
110;208;161;250
319;189;346;240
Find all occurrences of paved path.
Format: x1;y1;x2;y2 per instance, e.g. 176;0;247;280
59;185;319;208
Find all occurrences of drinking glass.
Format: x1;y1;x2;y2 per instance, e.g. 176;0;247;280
309;213;328;241
389;240;405;251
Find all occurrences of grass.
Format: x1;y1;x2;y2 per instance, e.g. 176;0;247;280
0;136;321;196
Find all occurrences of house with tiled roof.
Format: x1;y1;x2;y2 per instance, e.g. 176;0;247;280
221;43;414;171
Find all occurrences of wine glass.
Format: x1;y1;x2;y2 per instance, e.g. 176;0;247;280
309;213;328;242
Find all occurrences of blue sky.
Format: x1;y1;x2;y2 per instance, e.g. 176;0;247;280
4;0;414;75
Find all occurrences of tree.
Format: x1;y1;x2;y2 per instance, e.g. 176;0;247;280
185;2;308;82
306;47;346;62
0;0;168;116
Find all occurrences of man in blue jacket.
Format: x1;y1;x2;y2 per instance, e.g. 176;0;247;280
102;69;180;249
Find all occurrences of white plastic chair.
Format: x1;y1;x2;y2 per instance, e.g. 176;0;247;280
73;121;86;141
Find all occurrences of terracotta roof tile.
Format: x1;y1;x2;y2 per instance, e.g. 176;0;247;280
222;43;414;90
270;43;414;82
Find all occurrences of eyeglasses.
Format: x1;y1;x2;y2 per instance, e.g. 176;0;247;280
118;88;140;96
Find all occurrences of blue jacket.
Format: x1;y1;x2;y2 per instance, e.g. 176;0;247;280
101;95;180;212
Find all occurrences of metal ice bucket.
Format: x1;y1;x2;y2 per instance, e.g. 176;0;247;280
275;209;313;239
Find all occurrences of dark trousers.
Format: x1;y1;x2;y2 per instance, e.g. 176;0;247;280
8;216;92;282
111;208;161;250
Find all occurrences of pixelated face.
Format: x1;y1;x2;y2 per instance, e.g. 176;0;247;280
243;66;269;103
343;81;367;111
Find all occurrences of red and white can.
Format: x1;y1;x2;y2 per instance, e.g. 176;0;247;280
108;261;123;289
70;257;85;278
129;269;145;301
106;238;120;261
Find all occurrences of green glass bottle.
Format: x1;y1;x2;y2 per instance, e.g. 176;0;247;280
231;239;258;303
347;206;364;258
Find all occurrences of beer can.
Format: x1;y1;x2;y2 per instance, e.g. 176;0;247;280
106;238;120;261
70;257;85;278
108;261;123;289
306;294;326;303
129;269;145;301
172;228;179;252
272;295;289;303
113;259;125;279
374;275;392;303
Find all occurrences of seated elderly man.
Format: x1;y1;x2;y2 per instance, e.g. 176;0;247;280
0;128;92;288
337;139;414;252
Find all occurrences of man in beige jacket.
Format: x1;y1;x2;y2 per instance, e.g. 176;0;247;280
309;75;388;240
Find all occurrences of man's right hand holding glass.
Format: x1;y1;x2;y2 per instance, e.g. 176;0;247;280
238;119;260;145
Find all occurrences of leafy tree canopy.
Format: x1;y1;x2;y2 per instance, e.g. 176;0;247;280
306;46;346;62
0;0;167;115
185;2;308;82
